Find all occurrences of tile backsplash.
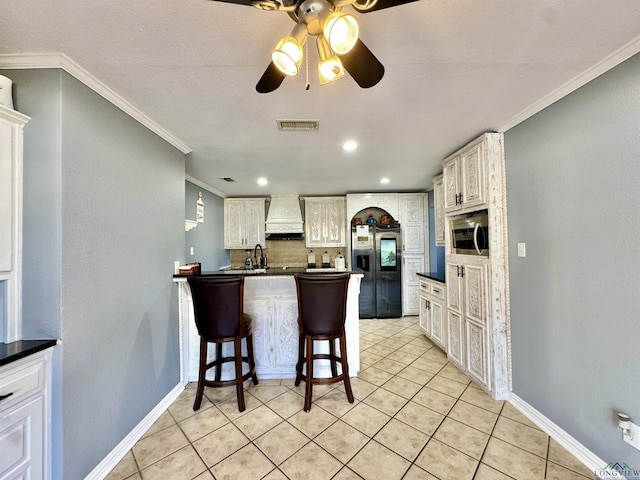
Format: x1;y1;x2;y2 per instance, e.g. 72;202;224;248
230;241;347;269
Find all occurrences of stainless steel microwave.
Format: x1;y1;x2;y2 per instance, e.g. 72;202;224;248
451;210;489;256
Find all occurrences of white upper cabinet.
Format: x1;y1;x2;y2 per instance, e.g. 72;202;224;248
443;138;487;214
304;197;346;248
224;198;266;249
0;105;29;344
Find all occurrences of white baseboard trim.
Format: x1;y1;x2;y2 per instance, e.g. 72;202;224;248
84;383;185;480
509;393;606;476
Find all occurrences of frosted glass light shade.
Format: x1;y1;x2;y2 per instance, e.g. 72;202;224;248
323;12;359;55
272;36;303;76
318;56;345;84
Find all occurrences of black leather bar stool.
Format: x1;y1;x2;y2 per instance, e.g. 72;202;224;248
187;276;258;412
294;273;354;412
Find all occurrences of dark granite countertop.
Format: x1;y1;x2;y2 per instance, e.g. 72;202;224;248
0;339;58;368
416;271;446;283
175;268;355;278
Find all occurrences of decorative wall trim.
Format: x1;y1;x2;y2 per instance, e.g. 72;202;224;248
509;393;606;477
498;34;640;132
185;174;227;198
0;53;191;154
84;383;185;480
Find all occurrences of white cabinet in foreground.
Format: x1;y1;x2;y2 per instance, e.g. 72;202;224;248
0;348;52;480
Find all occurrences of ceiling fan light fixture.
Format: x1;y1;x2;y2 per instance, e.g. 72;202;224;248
318;56;345;84
317;35;345;84
323;11;359;55
272;36;304;76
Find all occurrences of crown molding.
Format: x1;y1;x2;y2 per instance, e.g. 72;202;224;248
498;34;640;132
185;174;227;198
0;103;30;125
0;53;191;154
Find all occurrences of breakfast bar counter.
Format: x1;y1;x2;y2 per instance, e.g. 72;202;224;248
173;271;363;382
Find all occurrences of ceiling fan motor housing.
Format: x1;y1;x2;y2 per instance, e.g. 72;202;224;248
296;0;334;35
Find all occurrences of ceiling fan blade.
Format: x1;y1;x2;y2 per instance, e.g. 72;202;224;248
208;0;254;6
340;39;384;88
256;62;286;93
352;0;419;13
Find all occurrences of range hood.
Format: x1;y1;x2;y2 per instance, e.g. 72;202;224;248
266;195;304;240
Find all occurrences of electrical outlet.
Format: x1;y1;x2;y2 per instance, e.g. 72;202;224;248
174;260;180;275
190;247;194;255
624;421;640;451
517;243;526;257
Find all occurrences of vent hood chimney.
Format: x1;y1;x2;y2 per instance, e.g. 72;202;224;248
266;195;304;239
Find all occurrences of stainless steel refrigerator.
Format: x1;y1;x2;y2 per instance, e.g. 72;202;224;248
351;223;402;318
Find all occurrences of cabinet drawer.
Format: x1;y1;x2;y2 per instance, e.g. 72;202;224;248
0;360;45;411
430;284;445;299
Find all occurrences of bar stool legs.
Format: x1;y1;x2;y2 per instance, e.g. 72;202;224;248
295;333;354;412
193;333;258;412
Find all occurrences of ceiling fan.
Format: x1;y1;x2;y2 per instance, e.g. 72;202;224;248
209;0;419;92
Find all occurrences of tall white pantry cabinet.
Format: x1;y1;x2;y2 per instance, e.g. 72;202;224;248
1;104;52;480
440;133;511;400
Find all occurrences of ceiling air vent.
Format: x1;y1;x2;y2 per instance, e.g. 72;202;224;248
219;177;235;182
277;120;319;131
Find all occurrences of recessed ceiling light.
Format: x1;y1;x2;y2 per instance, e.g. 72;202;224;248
380;177;390;184
257;177;268;186
342;140;358;152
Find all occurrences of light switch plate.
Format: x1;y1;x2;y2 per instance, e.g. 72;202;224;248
624;422;640;451
517;243;526;257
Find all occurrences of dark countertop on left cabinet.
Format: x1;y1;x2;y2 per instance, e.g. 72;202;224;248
0;339;58;367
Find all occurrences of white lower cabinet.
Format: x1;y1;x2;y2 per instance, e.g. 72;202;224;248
418;276;447;351
0;348;52;480
446;260;489;389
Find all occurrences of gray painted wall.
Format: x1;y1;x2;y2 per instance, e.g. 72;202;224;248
505;53;640;465
3;68;186;478
185;181;229;271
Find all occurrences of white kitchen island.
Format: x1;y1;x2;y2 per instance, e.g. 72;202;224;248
173;272;363;383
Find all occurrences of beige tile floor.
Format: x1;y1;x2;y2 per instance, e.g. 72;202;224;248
106;317;595;480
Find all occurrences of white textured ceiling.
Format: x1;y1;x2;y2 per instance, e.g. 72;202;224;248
2;0;640;196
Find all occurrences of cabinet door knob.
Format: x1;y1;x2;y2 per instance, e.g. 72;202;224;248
459;193;463;204
0;392;14;402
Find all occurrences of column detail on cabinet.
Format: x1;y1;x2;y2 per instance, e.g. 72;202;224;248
224;198;266;249
433;174;445;246
304;197;346;248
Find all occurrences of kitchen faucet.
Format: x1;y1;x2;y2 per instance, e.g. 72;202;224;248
254;244;265;268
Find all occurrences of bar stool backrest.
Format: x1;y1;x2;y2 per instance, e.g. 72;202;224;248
188;276;244;340
295;274;350;336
